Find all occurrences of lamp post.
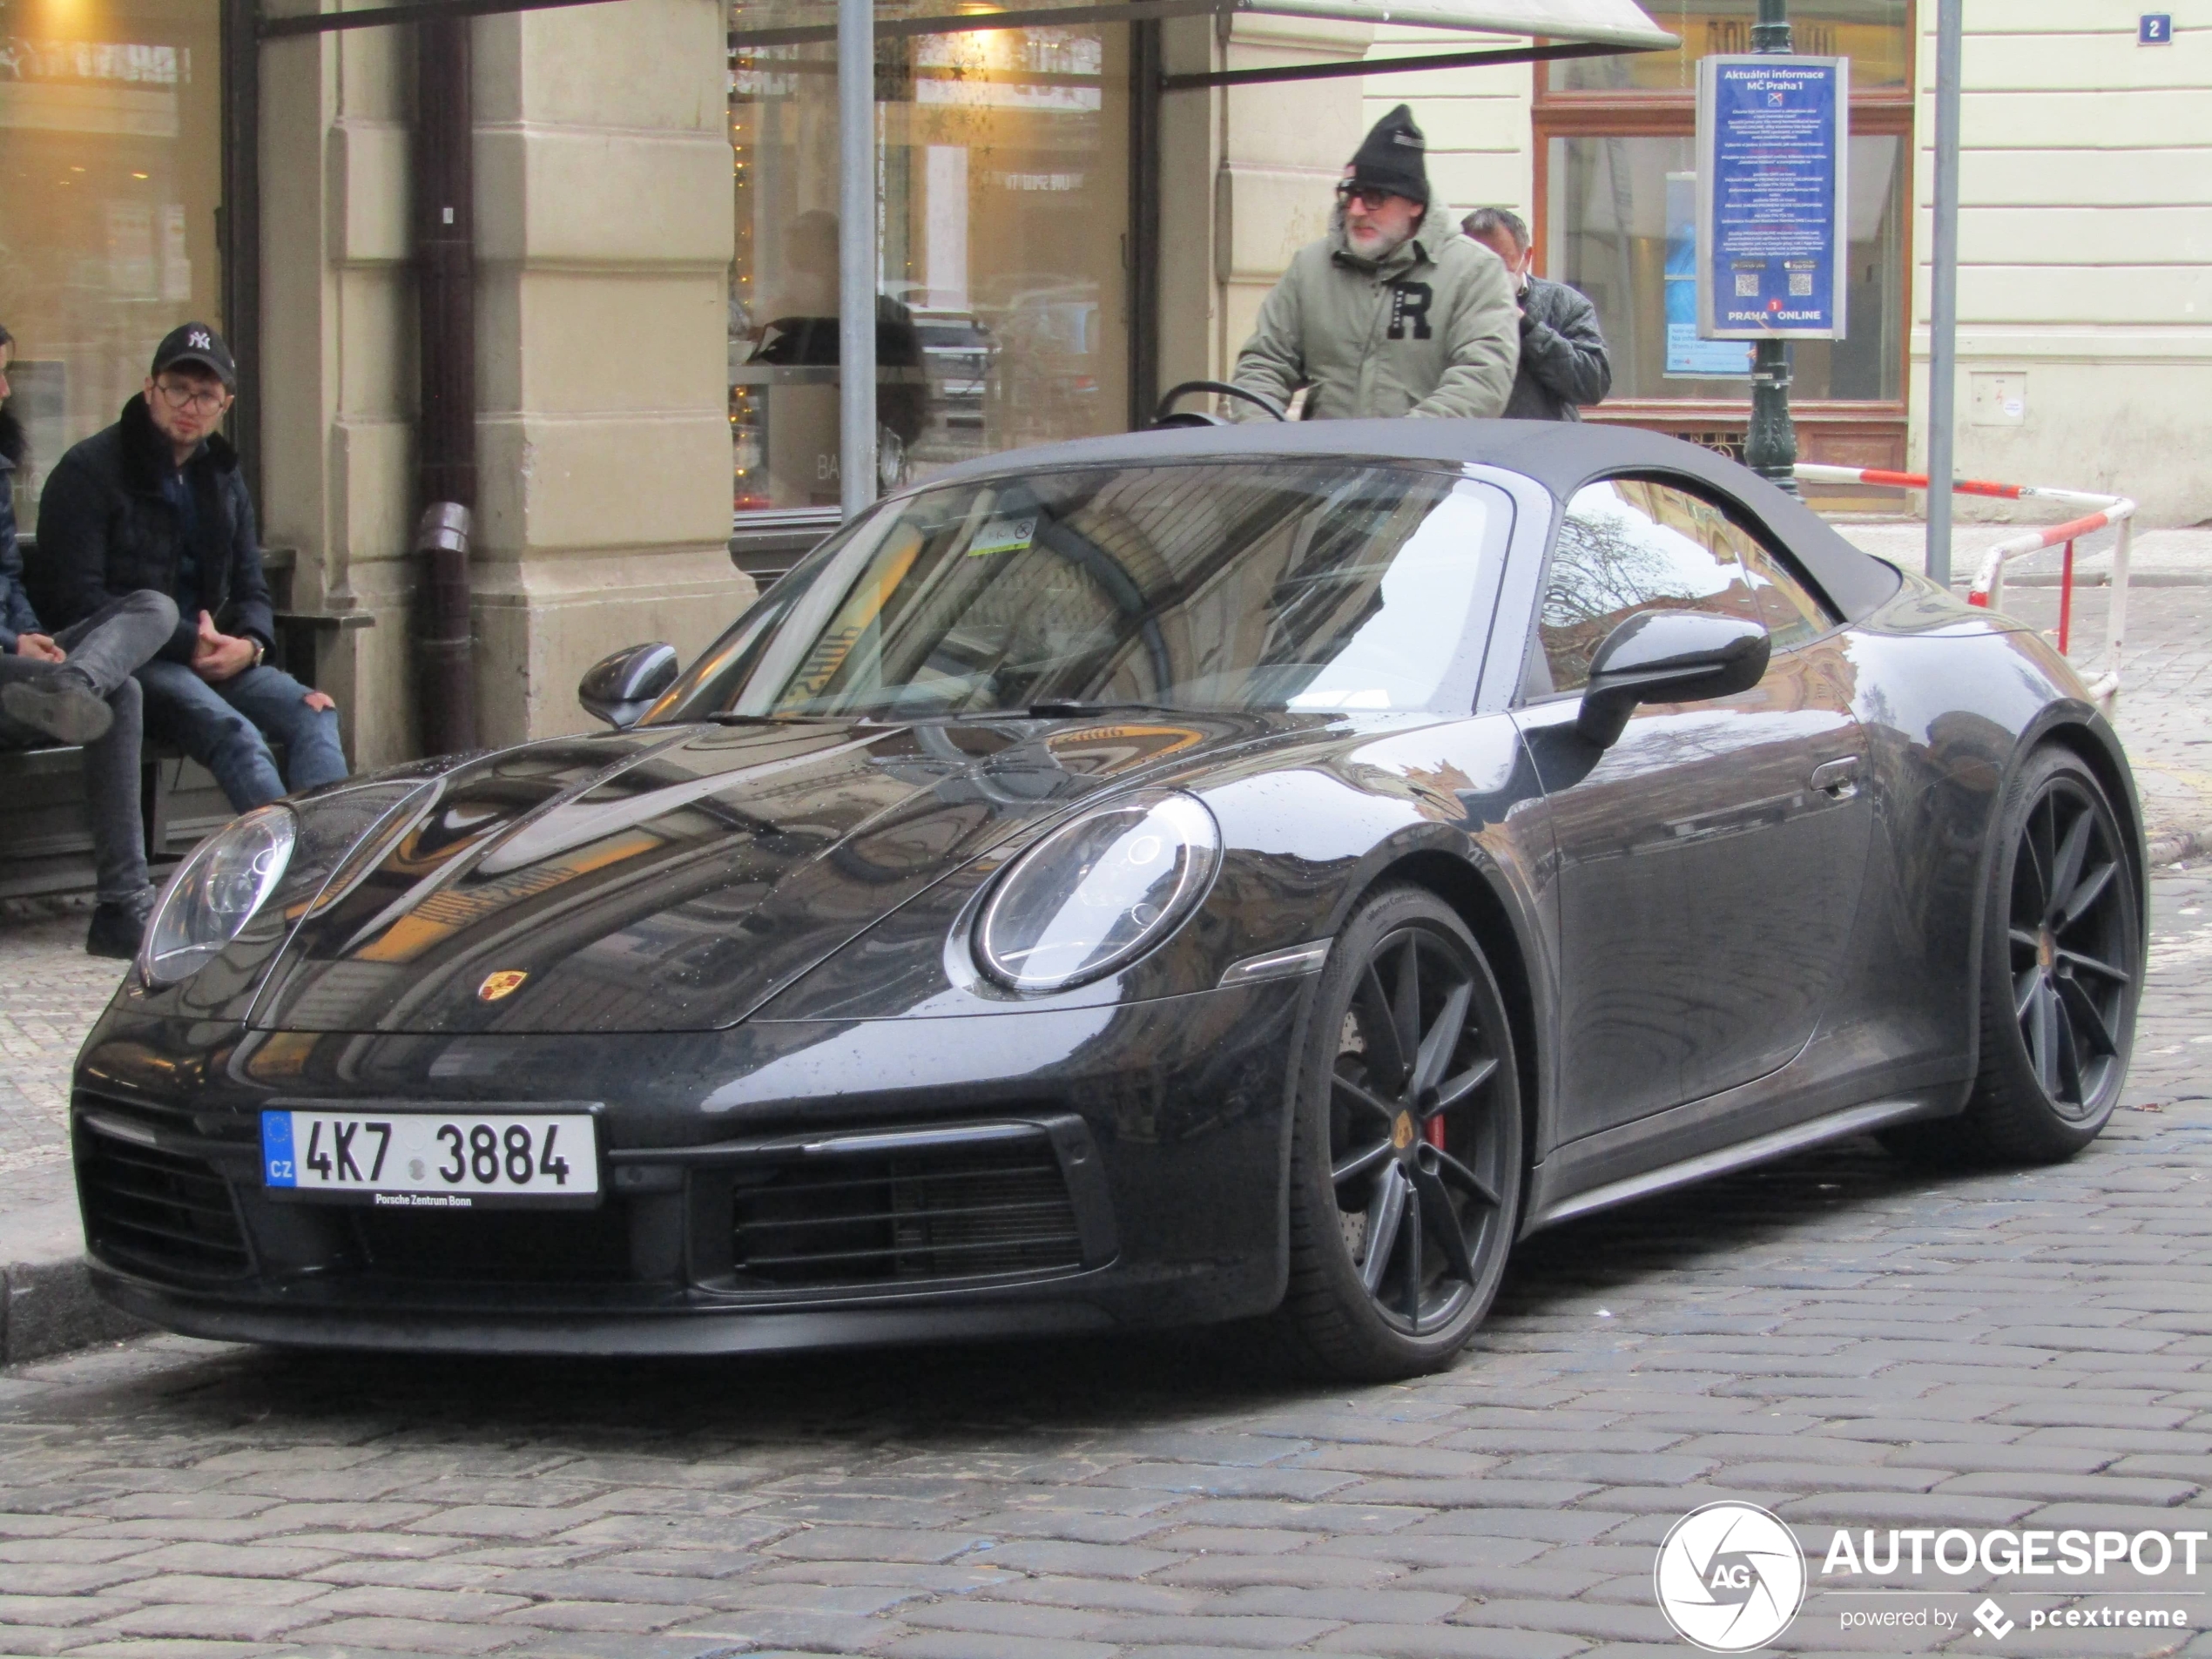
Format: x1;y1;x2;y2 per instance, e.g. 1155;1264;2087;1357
1743;0;1798;494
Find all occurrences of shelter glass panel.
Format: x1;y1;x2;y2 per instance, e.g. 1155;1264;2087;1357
729;5;1131;517
0;0;223;516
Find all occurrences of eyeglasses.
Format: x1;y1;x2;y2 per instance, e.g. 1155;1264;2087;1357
1335;184;1406;212
153;381;229;415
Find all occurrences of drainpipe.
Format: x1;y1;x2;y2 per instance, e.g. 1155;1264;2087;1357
415;12;479;754
837;0;876;521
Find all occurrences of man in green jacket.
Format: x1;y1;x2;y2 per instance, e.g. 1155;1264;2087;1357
1231;105;1519;421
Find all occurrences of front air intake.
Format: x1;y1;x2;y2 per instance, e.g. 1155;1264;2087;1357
732;1127;1087;1289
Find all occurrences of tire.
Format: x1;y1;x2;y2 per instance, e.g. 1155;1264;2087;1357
1884;745;2141;1166
1272;885;1524;1380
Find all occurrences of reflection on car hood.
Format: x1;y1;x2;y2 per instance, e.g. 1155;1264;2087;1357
249;714;1275;1035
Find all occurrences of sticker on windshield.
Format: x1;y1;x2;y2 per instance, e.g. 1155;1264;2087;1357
968;515;1038;556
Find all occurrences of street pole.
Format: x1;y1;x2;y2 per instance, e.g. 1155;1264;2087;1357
1743;0;1797;494
1925;0;1965;587
837;0;877;522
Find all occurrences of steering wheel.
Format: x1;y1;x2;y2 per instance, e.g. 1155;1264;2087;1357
1152;381;1289;428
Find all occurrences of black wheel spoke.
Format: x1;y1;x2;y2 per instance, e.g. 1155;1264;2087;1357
1360;1167;1408;1297
1402;1184;1424;1332
2056;859;2116;932
1332;1070;1400;1126
2054;1003;2087;1104
1357;965;1410;1084
1431;1145;1501;1210
1410;982;1473;1096
2047;808;2094;922
1414;1164;1478;1284
1333;1139;1394;1187
2020;804;2054;915
1430;1054;1499;1116
2055;974;2118;1058
2057;946;2130;986
2027;980;2061;1096
1391;938;1423;1079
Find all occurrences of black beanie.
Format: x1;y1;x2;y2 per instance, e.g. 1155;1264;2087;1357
1348;105;1428;205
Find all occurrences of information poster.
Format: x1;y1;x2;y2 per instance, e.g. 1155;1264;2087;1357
1665;172;1753;378
1696;54;1849;340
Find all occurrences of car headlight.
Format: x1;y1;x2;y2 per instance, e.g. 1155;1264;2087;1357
139;805;297;987
974;789;1221;993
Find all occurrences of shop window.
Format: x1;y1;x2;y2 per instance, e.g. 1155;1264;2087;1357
1545;131;1905;401
1533;0;1912;443
729;8;1130;516
0;0;223;516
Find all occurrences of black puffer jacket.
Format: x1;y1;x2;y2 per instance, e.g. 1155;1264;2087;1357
0;409;37;652
30;394;273;664
1502;275;1612;422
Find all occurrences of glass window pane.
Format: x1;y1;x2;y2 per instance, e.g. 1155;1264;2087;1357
1733;535;1838;650
1533;478;1764;696
730;13;1130;517
0;0;223;520
1550;2;1908;93
1545;132;1904;402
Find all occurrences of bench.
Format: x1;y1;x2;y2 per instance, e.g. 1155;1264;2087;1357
0;543;373;900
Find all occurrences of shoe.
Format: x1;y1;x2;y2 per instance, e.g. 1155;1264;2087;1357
3;671;113;745
86;894;154;961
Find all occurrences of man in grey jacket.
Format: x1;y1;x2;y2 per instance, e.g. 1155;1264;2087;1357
1231;106;1518;422
0;321;180;958
1461;207;1612;421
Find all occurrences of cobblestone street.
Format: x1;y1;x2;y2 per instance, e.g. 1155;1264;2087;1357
0;876;2206;1658
3;568;2211;1658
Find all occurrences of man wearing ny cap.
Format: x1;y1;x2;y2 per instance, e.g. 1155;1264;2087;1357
1231;105;1519;422
31;322;348;816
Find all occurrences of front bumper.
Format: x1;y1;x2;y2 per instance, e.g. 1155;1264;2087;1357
71;980;1309;1355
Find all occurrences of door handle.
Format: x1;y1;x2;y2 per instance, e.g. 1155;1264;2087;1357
1810;756;1860;799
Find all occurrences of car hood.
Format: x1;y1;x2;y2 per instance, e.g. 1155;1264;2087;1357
249;714;1281;1035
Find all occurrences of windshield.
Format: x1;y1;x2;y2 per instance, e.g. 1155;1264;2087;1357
652;461;1510;722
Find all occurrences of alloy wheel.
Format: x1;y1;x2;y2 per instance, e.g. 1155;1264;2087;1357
1329;924;1512;1335
2006;774;2133;1117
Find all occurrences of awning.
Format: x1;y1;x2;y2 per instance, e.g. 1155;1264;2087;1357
269;0;1676;57
1240;0;1672;51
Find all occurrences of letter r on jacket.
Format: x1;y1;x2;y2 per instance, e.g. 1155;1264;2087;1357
1387;282;1434;341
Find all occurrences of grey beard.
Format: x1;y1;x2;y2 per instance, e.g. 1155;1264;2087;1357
1347;224;1414;260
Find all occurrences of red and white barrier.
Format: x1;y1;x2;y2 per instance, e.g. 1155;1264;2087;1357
1796;464;2134;708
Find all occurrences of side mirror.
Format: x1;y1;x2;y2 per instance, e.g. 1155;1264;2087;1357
579;643;679;729
1575;612;1770;749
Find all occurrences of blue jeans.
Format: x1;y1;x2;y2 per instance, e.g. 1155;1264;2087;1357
137;658;349;813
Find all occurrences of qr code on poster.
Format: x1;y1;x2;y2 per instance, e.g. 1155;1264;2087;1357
1790;272;1814;296
1735;273;1760;297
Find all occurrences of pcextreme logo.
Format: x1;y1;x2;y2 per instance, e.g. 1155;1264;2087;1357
1654;1502;1808;1652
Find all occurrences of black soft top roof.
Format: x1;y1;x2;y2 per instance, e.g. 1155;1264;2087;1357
927;417;1904;624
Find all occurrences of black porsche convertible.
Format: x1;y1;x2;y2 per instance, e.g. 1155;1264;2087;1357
73;421;2144;1379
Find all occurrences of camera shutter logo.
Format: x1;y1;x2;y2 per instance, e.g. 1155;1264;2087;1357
1654;1502;1806;1651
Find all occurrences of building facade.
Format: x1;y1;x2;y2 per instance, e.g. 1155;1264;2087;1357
0;0;2201;774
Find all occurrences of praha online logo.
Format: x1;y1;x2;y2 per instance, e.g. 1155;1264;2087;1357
1655;1502;1808;1652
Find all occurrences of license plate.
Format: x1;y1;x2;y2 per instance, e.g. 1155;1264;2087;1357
260;1109;600;1208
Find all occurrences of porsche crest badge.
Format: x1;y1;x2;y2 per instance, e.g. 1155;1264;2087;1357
477;970;529;1002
